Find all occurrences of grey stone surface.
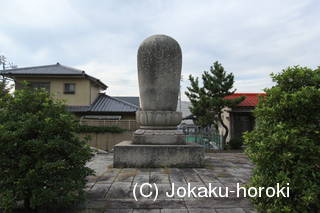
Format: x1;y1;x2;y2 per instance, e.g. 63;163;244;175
215;208;247;213
149;173;170;184
133;209;161;213
188;209;217;213
105;210;133;213
133;129;185;145
133;174;150;184
136;111;182;129
113;141;205;168
137;34;182;111
50;152;256;212
106;182;132;199
113;35;205;168
243;209;257;213
86;183;111;199
133;34;183;132
73;209;105;213
161;209;189;213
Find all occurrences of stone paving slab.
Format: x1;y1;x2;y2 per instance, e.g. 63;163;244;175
80;152;256;213
105;209;133;213
150;173;170;184
133;174;150;184
87;183;111;199
106;182;132;199
132;209;161;213
215;208;247;213
188;209;217;213
85;199;187;209
183;169;203;183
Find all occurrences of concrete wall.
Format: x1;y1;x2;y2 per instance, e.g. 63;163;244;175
15;77;102;106
78;131;134;151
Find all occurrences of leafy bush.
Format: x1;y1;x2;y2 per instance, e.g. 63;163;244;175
228;138;243;150
244;66;320;212
0;88;94;212
75;124;126;133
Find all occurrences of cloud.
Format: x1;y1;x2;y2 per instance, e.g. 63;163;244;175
77;61;139;96
1;0;320;101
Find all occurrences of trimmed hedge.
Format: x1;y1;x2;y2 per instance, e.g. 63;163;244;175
0;88;94;212
244;66;320;212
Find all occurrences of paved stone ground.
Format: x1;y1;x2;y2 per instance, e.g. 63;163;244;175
79;152;256;213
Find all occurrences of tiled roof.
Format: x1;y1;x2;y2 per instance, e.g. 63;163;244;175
2;63;83;75
88;94;139;112
113;96;140;107
1;63;107;89
66;106;90;112
66;95;139;113
224;93;266;107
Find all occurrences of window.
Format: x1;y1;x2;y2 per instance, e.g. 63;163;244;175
30;82;50;93
64;83;75;94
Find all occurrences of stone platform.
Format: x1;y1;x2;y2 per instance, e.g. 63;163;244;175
81;151;256;213
13;151;255;212
113;141;205;168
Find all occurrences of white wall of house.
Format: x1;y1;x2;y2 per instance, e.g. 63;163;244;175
218;107;232;142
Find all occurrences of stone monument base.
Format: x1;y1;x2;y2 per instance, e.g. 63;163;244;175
133;129;185;145
113;141;205;168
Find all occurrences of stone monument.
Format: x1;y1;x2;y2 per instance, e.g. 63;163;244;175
113;34;204;168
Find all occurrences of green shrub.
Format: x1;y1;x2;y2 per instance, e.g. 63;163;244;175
228;138;243;150
75;124;126;133
0;88;94;212
244;66;320;212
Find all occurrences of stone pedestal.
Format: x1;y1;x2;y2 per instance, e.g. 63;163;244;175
136;110;182;130
133;129;185;145
114;141;205;168
113;34;204;168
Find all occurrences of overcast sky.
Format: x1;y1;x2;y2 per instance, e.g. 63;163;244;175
1;0;319;100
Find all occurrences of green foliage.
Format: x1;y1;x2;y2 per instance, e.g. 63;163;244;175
228;138;243;150
0;80;9;97
244;66;320;212
75;124;126;133
0;87;94;212
185;61;244;147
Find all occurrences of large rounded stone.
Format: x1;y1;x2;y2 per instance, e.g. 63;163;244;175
136;110;182;129
137;34;182;111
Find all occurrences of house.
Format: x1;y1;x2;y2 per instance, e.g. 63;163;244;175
182;93;266;142
2;63;140;129
4;63;107;106
222;93;266;141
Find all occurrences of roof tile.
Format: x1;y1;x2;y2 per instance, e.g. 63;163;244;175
224;93;266;107
88;94;139;112
1;63;107;89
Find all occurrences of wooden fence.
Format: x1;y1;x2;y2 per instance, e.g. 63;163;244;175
80;119;139;131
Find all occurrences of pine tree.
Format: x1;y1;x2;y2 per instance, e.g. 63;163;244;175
185;61;244;148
